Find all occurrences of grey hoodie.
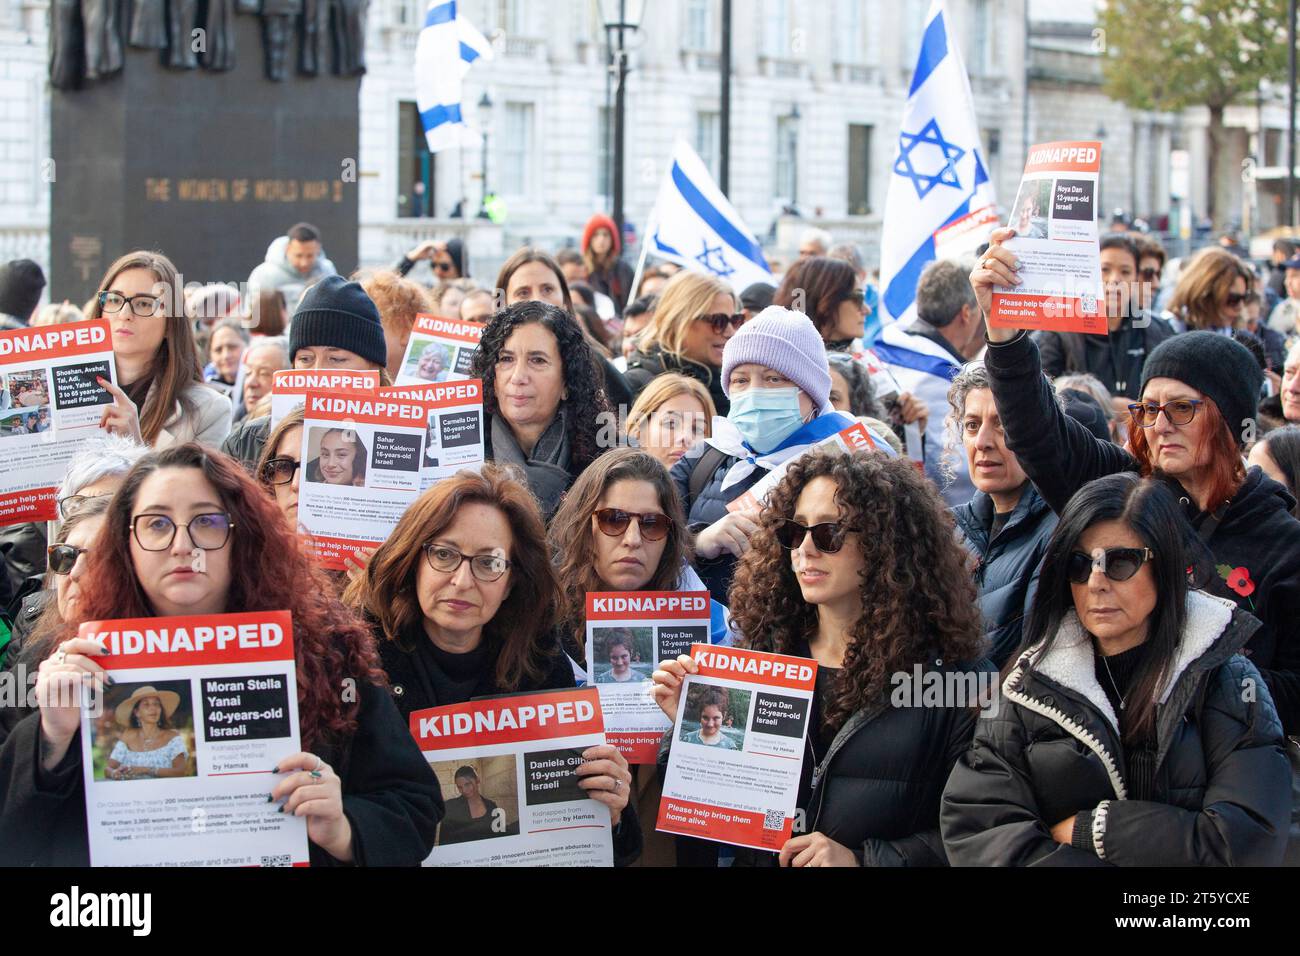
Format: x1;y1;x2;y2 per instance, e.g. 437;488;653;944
246;234;338;305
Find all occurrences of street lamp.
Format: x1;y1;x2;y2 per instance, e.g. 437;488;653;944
600;0;646;241
477;91;494;220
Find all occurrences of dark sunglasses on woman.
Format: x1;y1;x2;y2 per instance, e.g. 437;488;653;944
1066;547;1154;584
48;544;88;575
593;508;671;541
697;312;745;335
260;457;302;486
775;520;857;553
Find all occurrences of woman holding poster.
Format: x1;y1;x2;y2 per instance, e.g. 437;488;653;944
974;228;1300;735
343;466;642;865
0;443;442;866
84;251;233;449
654;450;988;867
257;408;306;528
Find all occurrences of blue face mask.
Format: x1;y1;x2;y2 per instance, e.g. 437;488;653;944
728;386;806;454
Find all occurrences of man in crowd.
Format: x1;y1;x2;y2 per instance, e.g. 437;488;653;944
1034;234;1175;407
0;259;45;331
875;258;986;505
247;222;338;305
1267;238;1296;304
798;227;833;260
1268;253;1300;336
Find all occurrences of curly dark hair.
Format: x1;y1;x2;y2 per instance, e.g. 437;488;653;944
729;449;984;731
472;300;612;472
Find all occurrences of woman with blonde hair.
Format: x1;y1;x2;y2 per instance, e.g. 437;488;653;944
85;251;232;448
1167;247;1253;332
625;373;716;471
624;270;741;415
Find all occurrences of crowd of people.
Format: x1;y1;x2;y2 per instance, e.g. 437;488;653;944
0;211;1296;868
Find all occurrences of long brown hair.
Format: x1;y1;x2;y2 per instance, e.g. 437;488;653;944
1126;396;1244;511
343;465;560;692
1168;247;1252;330
548;448;691;650
773;256;857;339
86;251;204;445
256;407;305;489
729;449;983;731
63;444;383;750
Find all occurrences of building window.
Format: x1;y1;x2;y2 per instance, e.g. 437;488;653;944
969;0;992;76
395;0;422;28
685;0;712;50
398;101;435;218
501;102;534;198
775;114;798;203
763;0;791;57
835;0;866;64
488;0;522;34
848;124;872;215
1265;128;1283;168
597;106;612;201
903;0;927;64
695;111;721;183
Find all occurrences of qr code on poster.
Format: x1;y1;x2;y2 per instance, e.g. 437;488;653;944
1080;293;1098;315
763;809;785;831
261;854;292;867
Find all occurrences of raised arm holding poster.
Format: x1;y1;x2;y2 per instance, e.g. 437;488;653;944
378;379;486;489
296;391;427;569
0;319;117;525
410;688;614;867
395;314;486;386
268;369;381;430
585;591;710;763
656;644;816;851
78;610;309;867
988;141;1105;335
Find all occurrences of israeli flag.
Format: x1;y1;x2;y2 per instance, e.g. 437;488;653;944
879;0;997;325
416;1;494;153
645;139;774;292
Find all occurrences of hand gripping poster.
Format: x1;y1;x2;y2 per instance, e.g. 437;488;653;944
411;688;615;867
0;319;117;525
77;611;309;867
585;591;711;764
657;644;817;851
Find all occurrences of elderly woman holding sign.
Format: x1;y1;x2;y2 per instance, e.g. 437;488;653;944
0;443;441;866
971;227;1300;734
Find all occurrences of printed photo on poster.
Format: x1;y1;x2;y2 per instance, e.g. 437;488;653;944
1010;179;1051;239
304;426;368;487
591;626;654;684
432;756;521;846
407;341;455;384
678;683;749;751
91;680;197;782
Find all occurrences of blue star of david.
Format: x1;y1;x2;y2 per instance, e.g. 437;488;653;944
894;118;965;200
696;240;734;278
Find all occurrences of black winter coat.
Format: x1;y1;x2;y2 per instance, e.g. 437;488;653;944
0;678;442;866
1034;312;1175;398
953;486;1058;668
985;331;1300;733
941;592;1292;866
625;346;730;416
377;628;643;866
220;413;271;473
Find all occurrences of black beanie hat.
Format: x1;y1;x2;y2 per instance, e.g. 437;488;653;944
1139;331;1262;447
289;275;387;368
0;259;46;321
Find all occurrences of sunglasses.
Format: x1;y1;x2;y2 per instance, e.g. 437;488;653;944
845;290;866;307
1066;547;1154;584
1138;267;1160;281
433;260;455;273
260;456;302;486
775;520;857;553
1225;292;1247;307
697;312;745;335
593;508;671;541
1127;398;1203;427
57;493;109;520
48;543;88;575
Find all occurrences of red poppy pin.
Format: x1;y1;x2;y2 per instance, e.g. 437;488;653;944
1218;564;1256;609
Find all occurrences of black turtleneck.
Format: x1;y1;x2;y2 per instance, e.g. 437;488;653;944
1094;639;1157;800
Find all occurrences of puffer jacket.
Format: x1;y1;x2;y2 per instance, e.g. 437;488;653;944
625;345;729;416
941;590;1292;866
953;485;1058;668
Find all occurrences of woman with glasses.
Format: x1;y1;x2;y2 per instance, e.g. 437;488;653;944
773;256;869;351
256;409;306;530
942;474;1292;866
471;300;613;521
625;270;741;416
0;443;441;866
1167;246;1254;334
342;466;639;863
653;450;987;867
974;228;1300;734
84;251;232;448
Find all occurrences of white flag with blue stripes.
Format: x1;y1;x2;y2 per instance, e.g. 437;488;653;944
879;0;996;326
416;1;494;153
646;139;774;292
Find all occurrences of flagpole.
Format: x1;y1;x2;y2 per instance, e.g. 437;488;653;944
627;204;656;305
